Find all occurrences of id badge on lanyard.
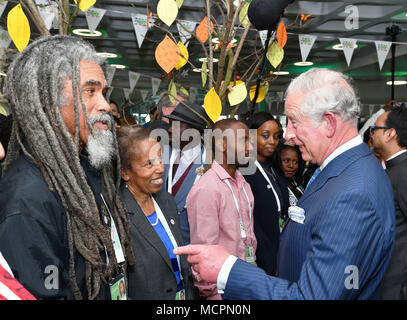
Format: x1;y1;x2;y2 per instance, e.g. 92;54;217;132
100;194;127;300
223;179;255;264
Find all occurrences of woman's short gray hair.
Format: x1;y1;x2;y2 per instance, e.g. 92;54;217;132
285;68;360;126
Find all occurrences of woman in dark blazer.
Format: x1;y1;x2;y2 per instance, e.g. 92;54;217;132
244;112;289;276
117;125;196;300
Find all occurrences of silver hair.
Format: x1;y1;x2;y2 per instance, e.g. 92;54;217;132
285;68;360;126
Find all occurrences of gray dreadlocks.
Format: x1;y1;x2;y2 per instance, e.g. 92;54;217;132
2;35;134;300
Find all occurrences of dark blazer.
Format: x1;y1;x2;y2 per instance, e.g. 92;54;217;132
119;185;196;300
381;151;407;299
223;143;395;299
243;160;289;275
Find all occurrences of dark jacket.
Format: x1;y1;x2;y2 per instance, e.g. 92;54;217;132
381;151;407;299
0;154;110;299
119;185;197;300
243;160;289;275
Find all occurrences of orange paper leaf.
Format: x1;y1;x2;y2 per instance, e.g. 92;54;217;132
276;21;287;49
196;16;213;43
155;35;180;74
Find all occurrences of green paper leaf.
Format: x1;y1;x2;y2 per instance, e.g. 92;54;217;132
201;61;207;88
267;41;284;69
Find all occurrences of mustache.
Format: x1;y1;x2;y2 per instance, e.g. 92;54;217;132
89;113;112;129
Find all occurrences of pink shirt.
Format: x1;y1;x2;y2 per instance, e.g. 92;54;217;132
186;161;257;299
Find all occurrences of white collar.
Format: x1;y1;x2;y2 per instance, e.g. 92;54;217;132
320;135;363;171
386;149;407;162
172;143;202;163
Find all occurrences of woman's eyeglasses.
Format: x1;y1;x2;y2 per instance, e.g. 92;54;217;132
369;126;391;135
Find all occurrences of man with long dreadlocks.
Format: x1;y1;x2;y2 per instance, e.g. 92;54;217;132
0;35;134;299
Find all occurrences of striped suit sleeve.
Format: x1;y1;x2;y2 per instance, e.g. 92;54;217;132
223;190;384;299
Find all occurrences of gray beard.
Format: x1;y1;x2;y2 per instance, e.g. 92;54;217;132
86;115;114;170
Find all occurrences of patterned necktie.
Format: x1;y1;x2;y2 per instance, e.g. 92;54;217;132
305;167;321;190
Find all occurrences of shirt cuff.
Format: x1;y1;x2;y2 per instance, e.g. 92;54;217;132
217;255;238;294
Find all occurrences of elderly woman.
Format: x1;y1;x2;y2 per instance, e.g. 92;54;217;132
117;125;196;300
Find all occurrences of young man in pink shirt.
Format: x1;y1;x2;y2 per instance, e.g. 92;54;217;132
186;119;256;299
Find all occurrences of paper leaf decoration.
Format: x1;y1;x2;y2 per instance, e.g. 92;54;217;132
196;17;213;43
239;1;250;28
168;80;177;105
155;35;180;74
201;61;207;88
157;0;178;27
228;81;247;106
7;4;30;52
175;41;189;70
204;87;222;123
176;0;184;9
266;41;284;69
73;0;96;12
179;86;189;97
276;21;287;49
249;85;266;103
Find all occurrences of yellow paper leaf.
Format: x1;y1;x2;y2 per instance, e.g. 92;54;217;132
204;88;222;123
168;80;177;104
7;4;30;52
228;82;248;106
175;41;189;70
155;35;180;74
239;2;250;28
249;85;266;103
201;61;207;88
179;86;189;97
0;105;7;116
176;0;184;8
266;41;284;69
157;0;178;27
277;21;287;49
74;0;96;12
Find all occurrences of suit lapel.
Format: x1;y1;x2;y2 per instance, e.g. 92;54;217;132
299;143;371;204
120;187;174;273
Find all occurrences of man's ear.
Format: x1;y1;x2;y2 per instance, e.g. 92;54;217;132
385;128;397;143
322;112;338;138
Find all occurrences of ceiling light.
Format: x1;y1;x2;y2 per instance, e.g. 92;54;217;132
294;61;314;66
212;37;238;44
386;80;407;86
72;28;102;37
110;64;127;69
198;57;219;63
273;71;290;75
333;43;358;50
0;71;6;77
192;68;209;73
97;52;118;58
233;0;242;7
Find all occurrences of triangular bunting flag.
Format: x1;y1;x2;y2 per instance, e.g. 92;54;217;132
259;30;268;48
85;7;106;33
339;38;358;67
0;1;8;19
176;20;196;47
35;0;55;30
105;65;116;87
132;13;154;48
375;41;392;71
151;77;161;97
128;71;140;92
106;87;114;101
0;28;12;49
298;34;317;62
123;88;131;101
140;89;149;102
